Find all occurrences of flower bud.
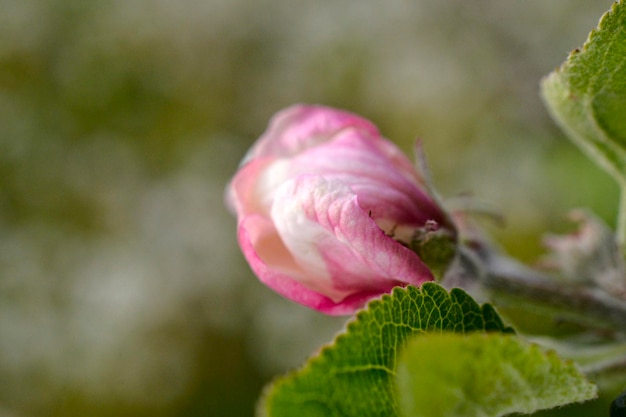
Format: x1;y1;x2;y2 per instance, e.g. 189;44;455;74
226;104;456;315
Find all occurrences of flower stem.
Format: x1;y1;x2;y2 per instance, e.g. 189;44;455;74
479;252;626;335
444;244;626;335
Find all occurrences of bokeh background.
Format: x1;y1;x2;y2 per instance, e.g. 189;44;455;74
0;0;621;416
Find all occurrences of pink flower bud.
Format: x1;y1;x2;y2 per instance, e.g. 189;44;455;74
226;104;456;315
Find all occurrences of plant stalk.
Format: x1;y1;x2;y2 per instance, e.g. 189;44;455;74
485;254;626;334
445;247;626;335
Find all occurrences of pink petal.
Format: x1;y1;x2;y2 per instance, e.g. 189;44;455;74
237;214;376;315
226;156;277;218
244;104;381;161
271;176;434;306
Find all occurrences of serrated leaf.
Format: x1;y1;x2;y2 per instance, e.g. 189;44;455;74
397;333;597;417
258;283;513;417
541;0;626;185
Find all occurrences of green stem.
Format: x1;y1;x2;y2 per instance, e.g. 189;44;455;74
448;248;626;335
486;265;626;334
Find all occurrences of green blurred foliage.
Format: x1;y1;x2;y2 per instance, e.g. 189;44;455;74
0;0;620;416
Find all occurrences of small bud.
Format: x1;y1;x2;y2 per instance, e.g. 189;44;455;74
410;220;457;279
543;210;626;299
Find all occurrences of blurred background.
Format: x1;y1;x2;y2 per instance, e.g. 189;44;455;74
0;0;621;416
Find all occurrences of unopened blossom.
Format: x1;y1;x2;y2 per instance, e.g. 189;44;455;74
226;104;456;315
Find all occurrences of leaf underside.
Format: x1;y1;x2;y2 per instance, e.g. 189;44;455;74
541;0;626;185
397;333;597;417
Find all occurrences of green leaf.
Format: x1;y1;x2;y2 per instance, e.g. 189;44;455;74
258;283;514;417
541;0;626;186
397;333;597;417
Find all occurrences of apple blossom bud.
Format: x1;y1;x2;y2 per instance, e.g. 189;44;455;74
226;104;456;315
